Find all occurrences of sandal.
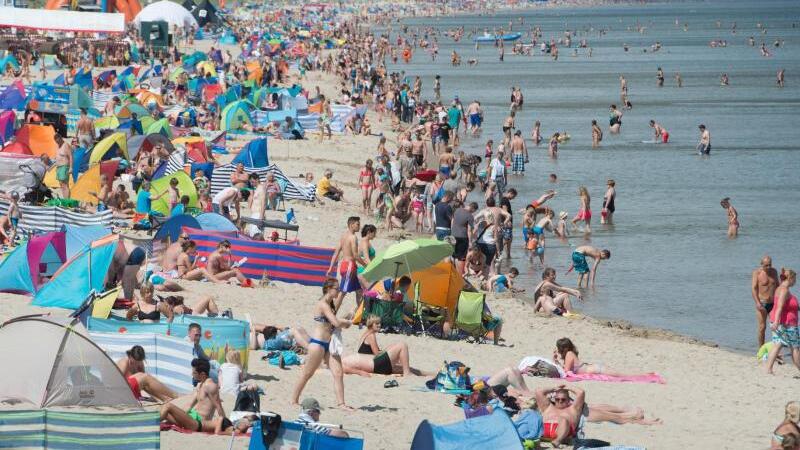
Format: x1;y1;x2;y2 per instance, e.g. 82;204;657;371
384;380;399;388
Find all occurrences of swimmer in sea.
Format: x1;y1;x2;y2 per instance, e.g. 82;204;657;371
608;104;622;134
697;124;711;155
648;120;669;143
601;180;616;225
675;72;683;88
656;67;664;87
720;73;729;86
720;197;739;239
777;69;785;88
591;120;602;148
531;120;542;146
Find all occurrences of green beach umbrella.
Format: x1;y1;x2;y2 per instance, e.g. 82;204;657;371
360;239;454;285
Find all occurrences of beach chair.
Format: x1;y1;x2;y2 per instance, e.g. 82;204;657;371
412;282;447;336
363;297;405;331
454;291;490;341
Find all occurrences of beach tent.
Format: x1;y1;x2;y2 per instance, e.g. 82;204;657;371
232;137;268;167
0;141;31;155
43;158;118;197
32;234;119;310
127;132;174;160
134;0;198;28
15;123;58;157
154;214;200;242
0;154;46;197
0;316;140;408
181;51;207;69
0;110;16;147
115;102;150;119
62;224;112;259
0;79;27;110
94;114;121;131
0;232;67;295
148;171;198;216
0;54;20;75
411;409;523;450
146;117;173;138
372;260;463;323
91;331;195;394
89;132;128;164
195;212;237;232
220;100;253;131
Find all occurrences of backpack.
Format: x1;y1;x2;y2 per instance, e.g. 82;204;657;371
233;389;261;413
426;361;471;392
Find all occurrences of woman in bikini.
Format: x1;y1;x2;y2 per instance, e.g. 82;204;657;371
531;120;542;146
342;316;430;377
553;337;657;378
125;284;173;323
570;186;592;234
358;159;375;214
291;279;354;410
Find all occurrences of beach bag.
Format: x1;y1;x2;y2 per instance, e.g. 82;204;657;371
528;360;561;378
257;414;282;447
233;389;260;413
426;361;471;392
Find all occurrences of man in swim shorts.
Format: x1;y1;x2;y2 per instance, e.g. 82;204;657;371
649;120;669;143
160;358;229;433
752;255;779;347
328;216;367;309
697;124;711;155
54;134;73;199
569;245;611;288
534;385;585;447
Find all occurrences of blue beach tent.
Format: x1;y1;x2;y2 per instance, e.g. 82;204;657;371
411;409;523;450
232;137;268;168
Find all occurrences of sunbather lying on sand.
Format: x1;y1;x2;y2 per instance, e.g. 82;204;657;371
554;337;658;378
342;316;430;377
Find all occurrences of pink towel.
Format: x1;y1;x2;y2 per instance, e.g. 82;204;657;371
563;371;665;384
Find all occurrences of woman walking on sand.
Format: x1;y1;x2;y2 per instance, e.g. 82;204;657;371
571;186;592;233
358;159;375;215
291;279;355;410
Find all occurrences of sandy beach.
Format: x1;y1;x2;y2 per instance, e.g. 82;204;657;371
1;62;796;449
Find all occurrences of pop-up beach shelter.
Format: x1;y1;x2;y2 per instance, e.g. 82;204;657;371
220;100;253;131
0;315;140;408
0;110;16;147
0;80;27;110
411;409;523;450
89;132;129;164
43;160;119;205
0;232;67;295
232;137;268;167
32;234;119;310
147;171;198;215
15;123;58;158
62;224;112;259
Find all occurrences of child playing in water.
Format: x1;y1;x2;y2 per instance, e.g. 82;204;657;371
571;187;592;234
555;211;570;241
484;267;521;293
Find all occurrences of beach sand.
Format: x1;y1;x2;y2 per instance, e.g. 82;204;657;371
1;48;796;450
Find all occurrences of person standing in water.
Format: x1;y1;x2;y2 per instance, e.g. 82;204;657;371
531;120;542;146
568;245;611;289
656;67;665;87
571;186;592;233
619;74;628;104
608;105;622;134
601;180;615;225
591;120;602;148
720;197;738;238
675;72;683;87
752;256;780;348
510;130;528;176
697;124;711;155
777;69;785;87
649;120;669;143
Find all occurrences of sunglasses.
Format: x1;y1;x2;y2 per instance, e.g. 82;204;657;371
554;397;569;403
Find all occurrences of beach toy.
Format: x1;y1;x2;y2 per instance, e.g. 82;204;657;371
757;342;772;360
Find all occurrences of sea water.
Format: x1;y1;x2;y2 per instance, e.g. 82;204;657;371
383;0;800;351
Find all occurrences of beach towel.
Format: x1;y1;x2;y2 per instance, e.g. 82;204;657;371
563;372;665;384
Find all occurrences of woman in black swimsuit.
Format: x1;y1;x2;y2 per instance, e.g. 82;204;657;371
125;283;173;323
341;316;430;377
601;179;616;225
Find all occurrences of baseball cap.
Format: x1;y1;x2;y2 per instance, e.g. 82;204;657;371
300;397;321;412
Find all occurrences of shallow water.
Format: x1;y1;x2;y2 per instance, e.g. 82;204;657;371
383;0;800;351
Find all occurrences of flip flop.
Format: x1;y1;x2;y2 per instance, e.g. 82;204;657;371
384;380;399;388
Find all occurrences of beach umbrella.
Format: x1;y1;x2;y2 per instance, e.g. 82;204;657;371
360;239;454;286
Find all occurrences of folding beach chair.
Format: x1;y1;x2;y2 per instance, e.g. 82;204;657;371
412;282;447;336
363;297;405;331
455;291;490;341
